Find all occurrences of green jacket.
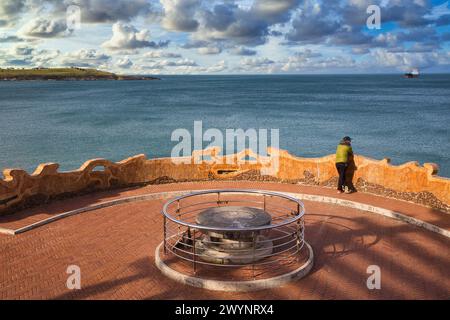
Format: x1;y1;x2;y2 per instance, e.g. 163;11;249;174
335;144;353;163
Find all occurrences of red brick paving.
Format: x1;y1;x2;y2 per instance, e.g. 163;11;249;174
0;181;449;299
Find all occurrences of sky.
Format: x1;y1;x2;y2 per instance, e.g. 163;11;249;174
1;0;450;74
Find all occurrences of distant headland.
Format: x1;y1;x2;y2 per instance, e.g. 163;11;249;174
0;67;160;81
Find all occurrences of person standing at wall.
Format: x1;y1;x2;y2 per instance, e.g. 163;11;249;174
335;136;353;194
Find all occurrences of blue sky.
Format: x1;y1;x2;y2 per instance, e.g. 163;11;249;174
1;0;450;74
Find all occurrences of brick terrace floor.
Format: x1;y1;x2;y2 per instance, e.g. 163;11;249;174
0;181;449;299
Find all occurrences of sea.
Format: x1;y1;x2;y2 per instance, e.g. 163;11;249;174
0;74;449;177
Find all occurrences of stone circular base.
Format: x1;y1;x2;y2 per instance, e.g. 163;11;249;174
195;236;274;265
154;241;314;292
196;206;272;229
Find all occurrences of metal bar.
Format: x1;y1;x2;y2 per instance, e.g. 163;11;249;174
173;199;266;217
167;189;302;202
163;212;304;232
301;218;305;249
163;216;167;255
171;200;293;217
167;231;298;251
296;218;301;261
163;190;304;231
165;220;297;241
166;242;301;268
172;241;298;267
163;189;305;217
160;189;307;276
176;199;181;236
192;228;197;275
252;231;256;279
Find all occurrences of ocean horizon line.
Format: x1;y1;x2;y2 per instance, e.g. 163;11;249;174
142;73;450;77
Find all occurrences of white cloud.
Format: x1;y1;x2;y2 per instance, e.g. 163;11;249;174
0;0;25;27
205;60;227;72
102;22;169;50
371;48;449;71
32;49;60;67
252;0;299;22
19;18;67;38
281;49;322;71
60;49;111;68
161;0;200;32
144;51;182;58
161;58;198;67
141;58;198;71
62;0;153;23
116;57;133;69
197;46;222;55
0;44;60;67
12;44;34;56
279;49;357;72
0;35;26;43
241;57;274;67
237;57;276;73
230;46;257;56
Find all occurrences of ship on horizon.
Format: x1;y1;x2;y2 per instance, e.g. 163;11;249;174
404;69;420;78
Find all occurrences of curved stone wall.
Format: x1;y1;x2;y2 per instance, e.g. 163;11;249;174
1;147;449;215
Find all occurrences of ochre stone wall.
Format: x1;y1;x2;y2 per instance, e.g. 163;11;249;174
1;147;449;215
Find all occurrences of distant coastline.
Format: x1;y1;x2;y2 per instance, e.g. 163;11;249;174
0;67;160;81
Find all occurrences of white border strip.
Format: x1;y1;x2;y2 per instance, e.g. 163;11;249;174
1;189;448;238
285;193;450;238
154;241;314;292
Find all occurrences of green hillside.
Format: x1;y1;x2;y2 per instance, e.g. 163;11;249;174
0;68;158;81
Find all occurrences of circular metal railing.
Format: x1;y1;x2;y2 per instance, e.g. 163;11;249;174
161;190;306;279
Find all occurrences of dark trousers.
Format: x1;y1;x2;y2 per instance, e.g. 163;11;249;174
336;162;348;191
